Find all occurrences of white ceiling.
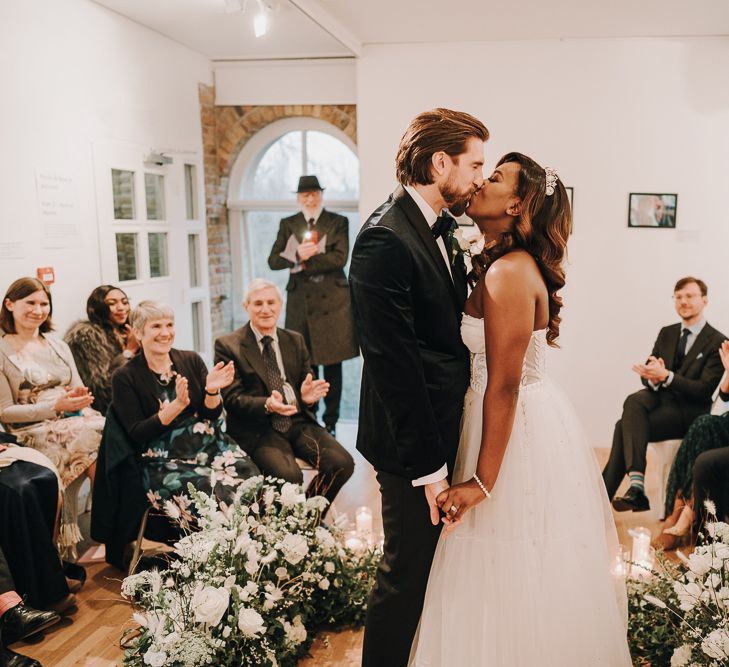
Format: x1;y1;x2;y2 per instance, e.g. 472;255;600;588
93;0;729;60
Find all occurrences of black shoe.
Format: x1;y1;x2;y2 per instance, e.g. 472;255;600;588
1;603;60;646
612;486;650;512
0;642;42;667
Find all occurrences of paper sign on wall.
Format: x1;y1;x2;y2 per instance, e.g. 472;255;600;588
36;170;81;249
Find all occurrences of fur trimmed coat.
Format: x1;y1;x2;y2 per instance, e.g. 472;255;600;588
64;320;123;415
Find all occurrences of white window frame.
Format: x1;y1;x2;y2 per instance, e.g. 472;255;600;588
227;118;359;327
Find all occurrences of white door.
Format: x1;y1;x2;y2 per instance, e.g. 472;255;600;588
92;141;212;361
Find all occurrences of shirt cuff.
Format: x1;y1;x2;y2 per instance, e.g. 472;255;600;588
647;380;660;391
663;371;675;387
412;464;448;487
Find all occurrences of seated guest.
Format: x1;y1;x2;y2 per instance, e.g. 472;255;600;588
65;285;138;415
603;276;727;511
0;278;104;553
0;440;75;614
215;280;354;512
1;546;59;666
111;301;258;521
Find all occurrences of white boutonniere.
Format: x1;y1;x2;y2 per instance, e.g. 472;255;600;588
449;226;481;264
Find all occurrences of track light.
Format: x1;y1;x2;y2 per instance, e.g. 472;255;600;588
253;2;268;38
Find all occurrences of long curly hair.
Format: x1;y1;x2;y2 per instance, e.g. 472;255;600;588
86;284;129;332
468;152;572;347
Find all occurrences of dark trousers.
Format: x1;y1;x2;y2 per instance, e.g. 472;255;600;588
602;389;692;499
314;363;342;430
362;471;443;667
694;447;729;528
248;417;354;512
0;549;14;596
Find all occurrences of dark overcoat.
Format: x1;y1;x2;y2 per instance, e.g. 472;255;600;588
268;209;358;366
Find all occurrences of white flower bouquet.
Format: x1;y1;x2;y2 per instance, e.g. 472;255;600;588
642;501;729;667
121;476;380;667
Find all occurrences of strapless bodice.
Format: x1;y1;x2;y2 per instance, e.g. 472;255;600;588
461;313;546;394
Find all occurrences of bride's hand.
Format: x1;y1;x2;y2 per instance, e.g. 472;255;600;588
436;480;487;529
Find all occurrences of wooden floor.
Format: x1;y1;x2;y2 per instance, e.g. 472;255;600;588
15;426;664;666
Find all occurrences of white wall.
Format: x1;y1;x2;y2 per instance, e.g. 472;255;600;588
215;59;356;105
0;0;211;332
356;38;729;447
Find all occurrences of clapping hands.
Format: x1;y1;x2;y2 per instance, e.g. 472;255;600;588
54;385;94;414
300;373;329;405
205;361;235;392
719;340;729;373
632;355;669;384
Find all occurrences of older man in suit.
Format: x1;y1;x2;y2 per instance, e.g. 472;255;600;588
268;175;358;436
214;280;354;510
604;276;727;511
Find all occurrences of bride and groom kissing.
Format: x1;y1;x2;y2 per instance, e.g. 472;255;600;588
349;109;633;666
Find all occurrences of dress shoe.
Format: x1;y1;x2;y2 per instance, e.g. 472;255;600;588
45;594;76;616
612;486;650;512
1;603;60;646
0;643;41;667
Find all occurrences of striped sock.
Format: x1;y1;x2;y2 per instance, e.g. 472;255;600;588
628;471;645;493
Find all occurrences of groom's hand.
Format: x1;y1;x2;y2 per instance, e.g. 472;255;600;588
424;479;449;526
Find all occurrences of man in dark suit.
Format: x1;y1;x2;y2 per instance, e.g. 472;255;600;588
349;108;489;667
604;276;727;511
214;280;354;510
268;175;358;436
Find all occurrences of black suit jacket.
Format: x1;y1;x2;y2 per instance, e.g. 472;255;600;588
267;209;358;365
349;187;470;480
214;324;318;449
644;322;727;418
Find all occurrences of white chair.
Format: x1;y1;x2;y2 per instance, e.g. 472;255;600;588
649;374;728;520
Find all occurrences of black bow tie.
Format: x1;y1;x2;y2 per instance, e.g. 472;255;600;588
432;214;456;242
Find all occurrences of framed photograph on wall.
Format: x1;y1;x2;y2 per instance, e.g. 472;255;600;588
628;193;677;228
565;187;574;234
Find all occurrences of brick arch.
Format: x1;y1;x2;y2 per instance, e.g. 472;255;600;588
197;85;357;337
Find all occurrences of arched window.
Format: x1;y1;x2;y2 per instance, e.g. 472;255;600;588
228;118;361;421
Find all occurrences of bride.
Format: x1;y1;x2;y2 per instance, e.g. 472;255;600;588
410;153;632;666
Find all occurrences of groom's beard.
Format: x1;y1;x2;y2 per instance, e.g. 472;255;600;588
440;176;475;217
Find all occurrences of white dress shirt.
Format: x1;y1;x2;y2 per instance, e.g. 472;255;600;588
403;185;452;487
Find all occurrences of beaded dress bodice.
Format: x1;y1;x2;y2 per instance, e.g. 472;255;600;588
461;313;546;395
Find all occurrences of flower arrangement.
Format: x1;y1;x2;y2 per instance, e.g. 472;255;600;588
121;476;380;667
631;501;729;667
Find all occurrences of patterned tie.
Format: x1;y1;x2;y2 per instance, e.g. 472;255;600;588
307;217;315;231
260;335;291;433
675;327;691;367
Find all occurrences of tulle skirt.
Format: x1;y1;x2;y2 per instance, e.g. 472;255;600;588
410;379;632;667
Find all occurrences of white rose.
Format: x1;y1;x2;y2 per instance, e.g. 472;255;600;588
143;649;167;667
192;585;229;627
222;625;232;639
701;628;729;660
324;561;335;574
688;552;713;576
237;608;266;637
318;577;330;590
280;482;306;507
670;644;693;667
280;534;308;565
315;527;336;550
283;615;307;646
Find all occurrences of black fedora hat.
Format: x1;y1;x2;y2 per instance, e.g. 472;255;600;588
294;175;324;193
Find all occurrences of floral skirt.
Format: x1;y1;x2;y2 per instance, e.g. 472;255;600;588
141;415;259;522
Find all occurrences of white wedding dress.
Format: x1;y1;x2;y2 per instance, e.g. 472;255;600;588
410;314;632;666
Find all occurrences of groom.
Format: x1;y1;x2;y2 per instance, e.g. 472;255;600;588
349;108;488;666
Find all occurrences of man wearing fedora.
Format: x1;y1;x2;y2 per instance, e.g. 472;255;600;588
268;175;358;436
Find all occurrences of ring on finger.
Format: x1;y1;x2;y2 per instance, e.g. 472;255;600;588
449;504;458;514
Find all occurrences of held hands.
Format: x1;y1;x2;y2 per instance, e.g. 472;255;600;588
265;390;298;416
632;355;669;383
424;479;449;527
436;479;488;533
54;386;94;414
297;241;319;262
300;373;329;405
205;361;235;392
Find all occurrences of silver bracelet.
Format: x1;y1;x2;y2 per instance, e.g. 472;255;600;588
473;473;491;498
